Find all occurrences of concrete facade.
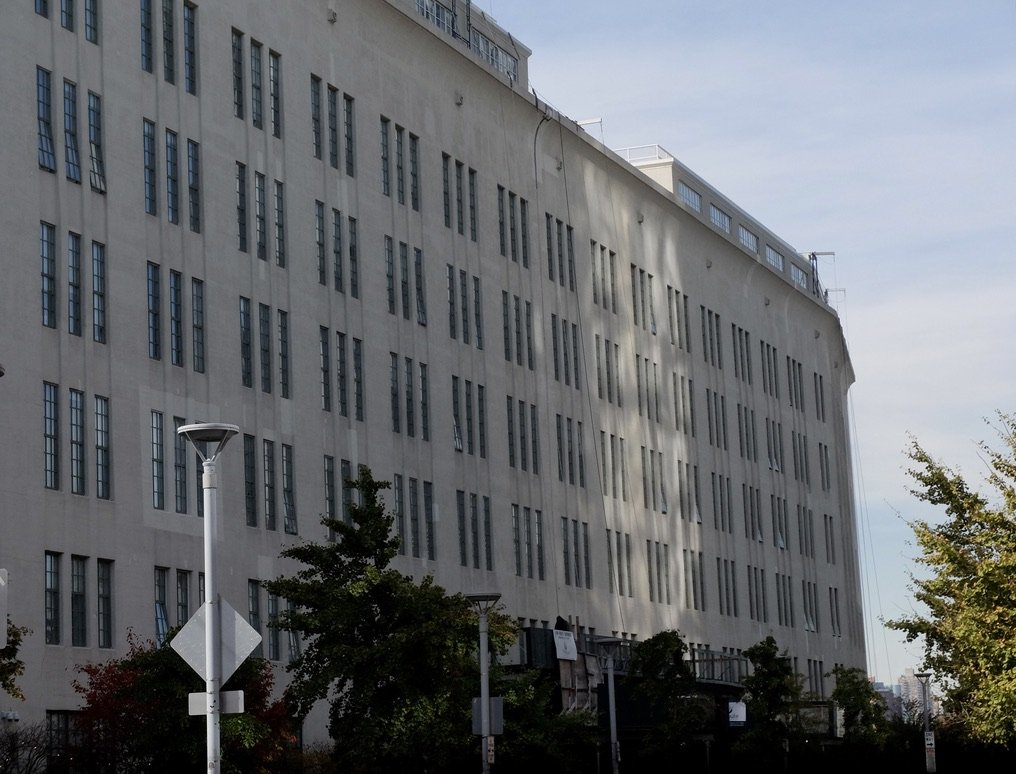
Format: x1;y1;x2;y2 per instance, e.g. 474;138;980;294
0;0;865;735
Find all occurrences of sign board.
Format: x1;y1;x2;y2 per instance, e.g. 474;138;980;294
924;731;936;748
553;629;577;661
728;701;746;727
171;600;262;683
472;697;504;735
188;690;245;716
487;737;495;765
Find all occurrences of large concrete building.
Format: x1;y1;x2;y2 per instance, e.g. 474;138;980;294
1;0;865;743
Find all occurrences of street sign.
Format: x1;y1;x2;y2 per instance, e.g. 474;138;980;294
472;697;504;735
0;569;8;649
189;690;245;716
170;600;262;683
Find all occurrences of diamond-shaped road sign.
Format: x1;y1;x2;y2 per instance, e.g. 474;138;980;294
171;600;262;683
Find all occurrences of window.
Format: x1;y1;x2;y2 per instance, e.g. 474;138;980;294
269;51;282;137
151;410;165;509
65;232;81;336
254;172;266;259
143;119;157;214
154;567;169;644
380;117;391;195
353;338;364;420
710;204;731;233
395;125;405;204
282;444;297;534
263;439;276;530
86;92;106;192
385;236;395;313
410;134;420;211
38;68;57;171
92;241;106;342
765;245;785;271
239;296;252;386
69;556;86;646
187;140;200;232
316;201;327;285
343;94;355;176
169;270;183;366
94;395;111;499
45;552;61;644
310;75;322;159
70;389;85;495
165;129;179;222
274;180;286;266
40;222;57;328
327;86;338;168
678;181;701;211
419;362;429;441
739;224;759;253
37;1;50;18
183;3;196;93
191;278;205;372
97;559;112;647
176;569;190;625
243;434;257;526
415;248;427;325
173;417;187;513
247;580;262;656
267;592;280;659
258;303;272;393
231;29;244;117
468;168;477;241
141;0;154;73
63;80;81;182
235;162;247;251
162;0;175;83
250;41;263;129
44;382;60;490
147;262;161;359
319;327;331;411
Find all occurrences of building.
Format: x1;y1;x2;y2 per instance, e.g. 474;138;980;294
0;0;865;744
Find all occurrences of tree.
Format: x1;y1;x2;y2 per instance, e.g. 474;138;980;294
829;665;888;747
734;636;803;768
0;721;49;773
1;619;30;701
264;466;516;772
888;415;1016;745
73;630;292;772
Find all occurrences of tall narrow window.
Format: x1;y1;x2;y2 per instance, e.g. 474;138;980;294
44;382;60;490
87;92;106;192
400;243;410;320
70;389;85;495
151;410;165;509
319;326;331;411
97;559;112;648
419;362;429;441
254;172;266;259
187;140;200;232
250;41;263;129
147;262;161;359
468;168;478;241
183;3;197;94
141;0;154;73
174;417;187;513
235;162;248;251
415;248;427;325
239;296;252;387
409;134;420;210
191;278;205;372
91;241;106;342
94;395;110;499
162;0;176;83
348;216;359;298
316;201;327;285
269;51;282;137
353;338;364;421
310;75;322;159
274;180;286;267
282;444;297;534
67;232;82;336
278;309;290;398
41;222;56;328
45;552;61;644
263;439;276;530
343;94;355;176
169;270;183;365
165;129;179;223
336;332;348;417
143;119;157;215
61;0;74;30
38;68;57;171
395;125;405;205
243;434;257;526
258;303;272;393
231;29;244;117
327;86;338;168
176;570;190;625
63;81;81;182
380;117;391;196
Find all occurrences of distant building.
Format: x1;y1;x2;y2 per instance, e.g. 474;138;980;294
1;0;866;747
872;680;903;719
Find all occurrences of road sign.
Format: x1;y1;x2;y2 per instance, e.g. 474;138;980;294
189;690;245;716
0;569;7;649
171;600;261;683
472;697;504;735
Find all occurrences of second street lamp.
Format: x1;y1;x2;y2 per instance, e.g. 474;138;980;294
465;592;500;774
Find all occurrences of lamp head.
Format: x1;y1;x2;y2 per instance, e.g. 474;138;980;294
177;422;240;462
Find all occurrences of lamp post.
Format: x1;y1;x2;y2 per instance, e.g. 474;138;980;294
597;637;622;774
915;672;935;773
465;592;500;774
177;422;239;774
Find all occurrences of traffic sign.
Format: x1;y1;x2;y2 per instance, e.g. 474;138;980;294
171;600;262;683
0;569;8;649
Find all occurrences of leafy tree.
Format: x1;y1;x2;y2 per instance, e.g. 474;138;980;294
1;619;30;700
264;466;516;772
829;665;888;747
73;630;292;772
888;415;1016;744
625;628;709;760
733;636;803;769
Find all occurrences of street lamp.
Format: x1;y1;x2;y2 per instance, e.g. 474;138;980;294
465;592;500;774
177;422;239;774
597;637;623;774
915;672;935;773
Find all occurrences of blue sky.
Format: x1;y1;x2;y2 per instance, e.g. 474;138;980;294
483;0;1016;684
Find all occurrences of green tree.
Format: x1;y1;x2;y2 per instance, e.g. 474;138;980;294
888;416;1016;744
73;630;292;772
1;619;30;701
264;466;515;772
734;636;803;769
829;665;888;747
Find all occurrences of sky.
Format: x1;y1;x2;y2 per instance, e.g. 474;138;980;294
482;0;1016;685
